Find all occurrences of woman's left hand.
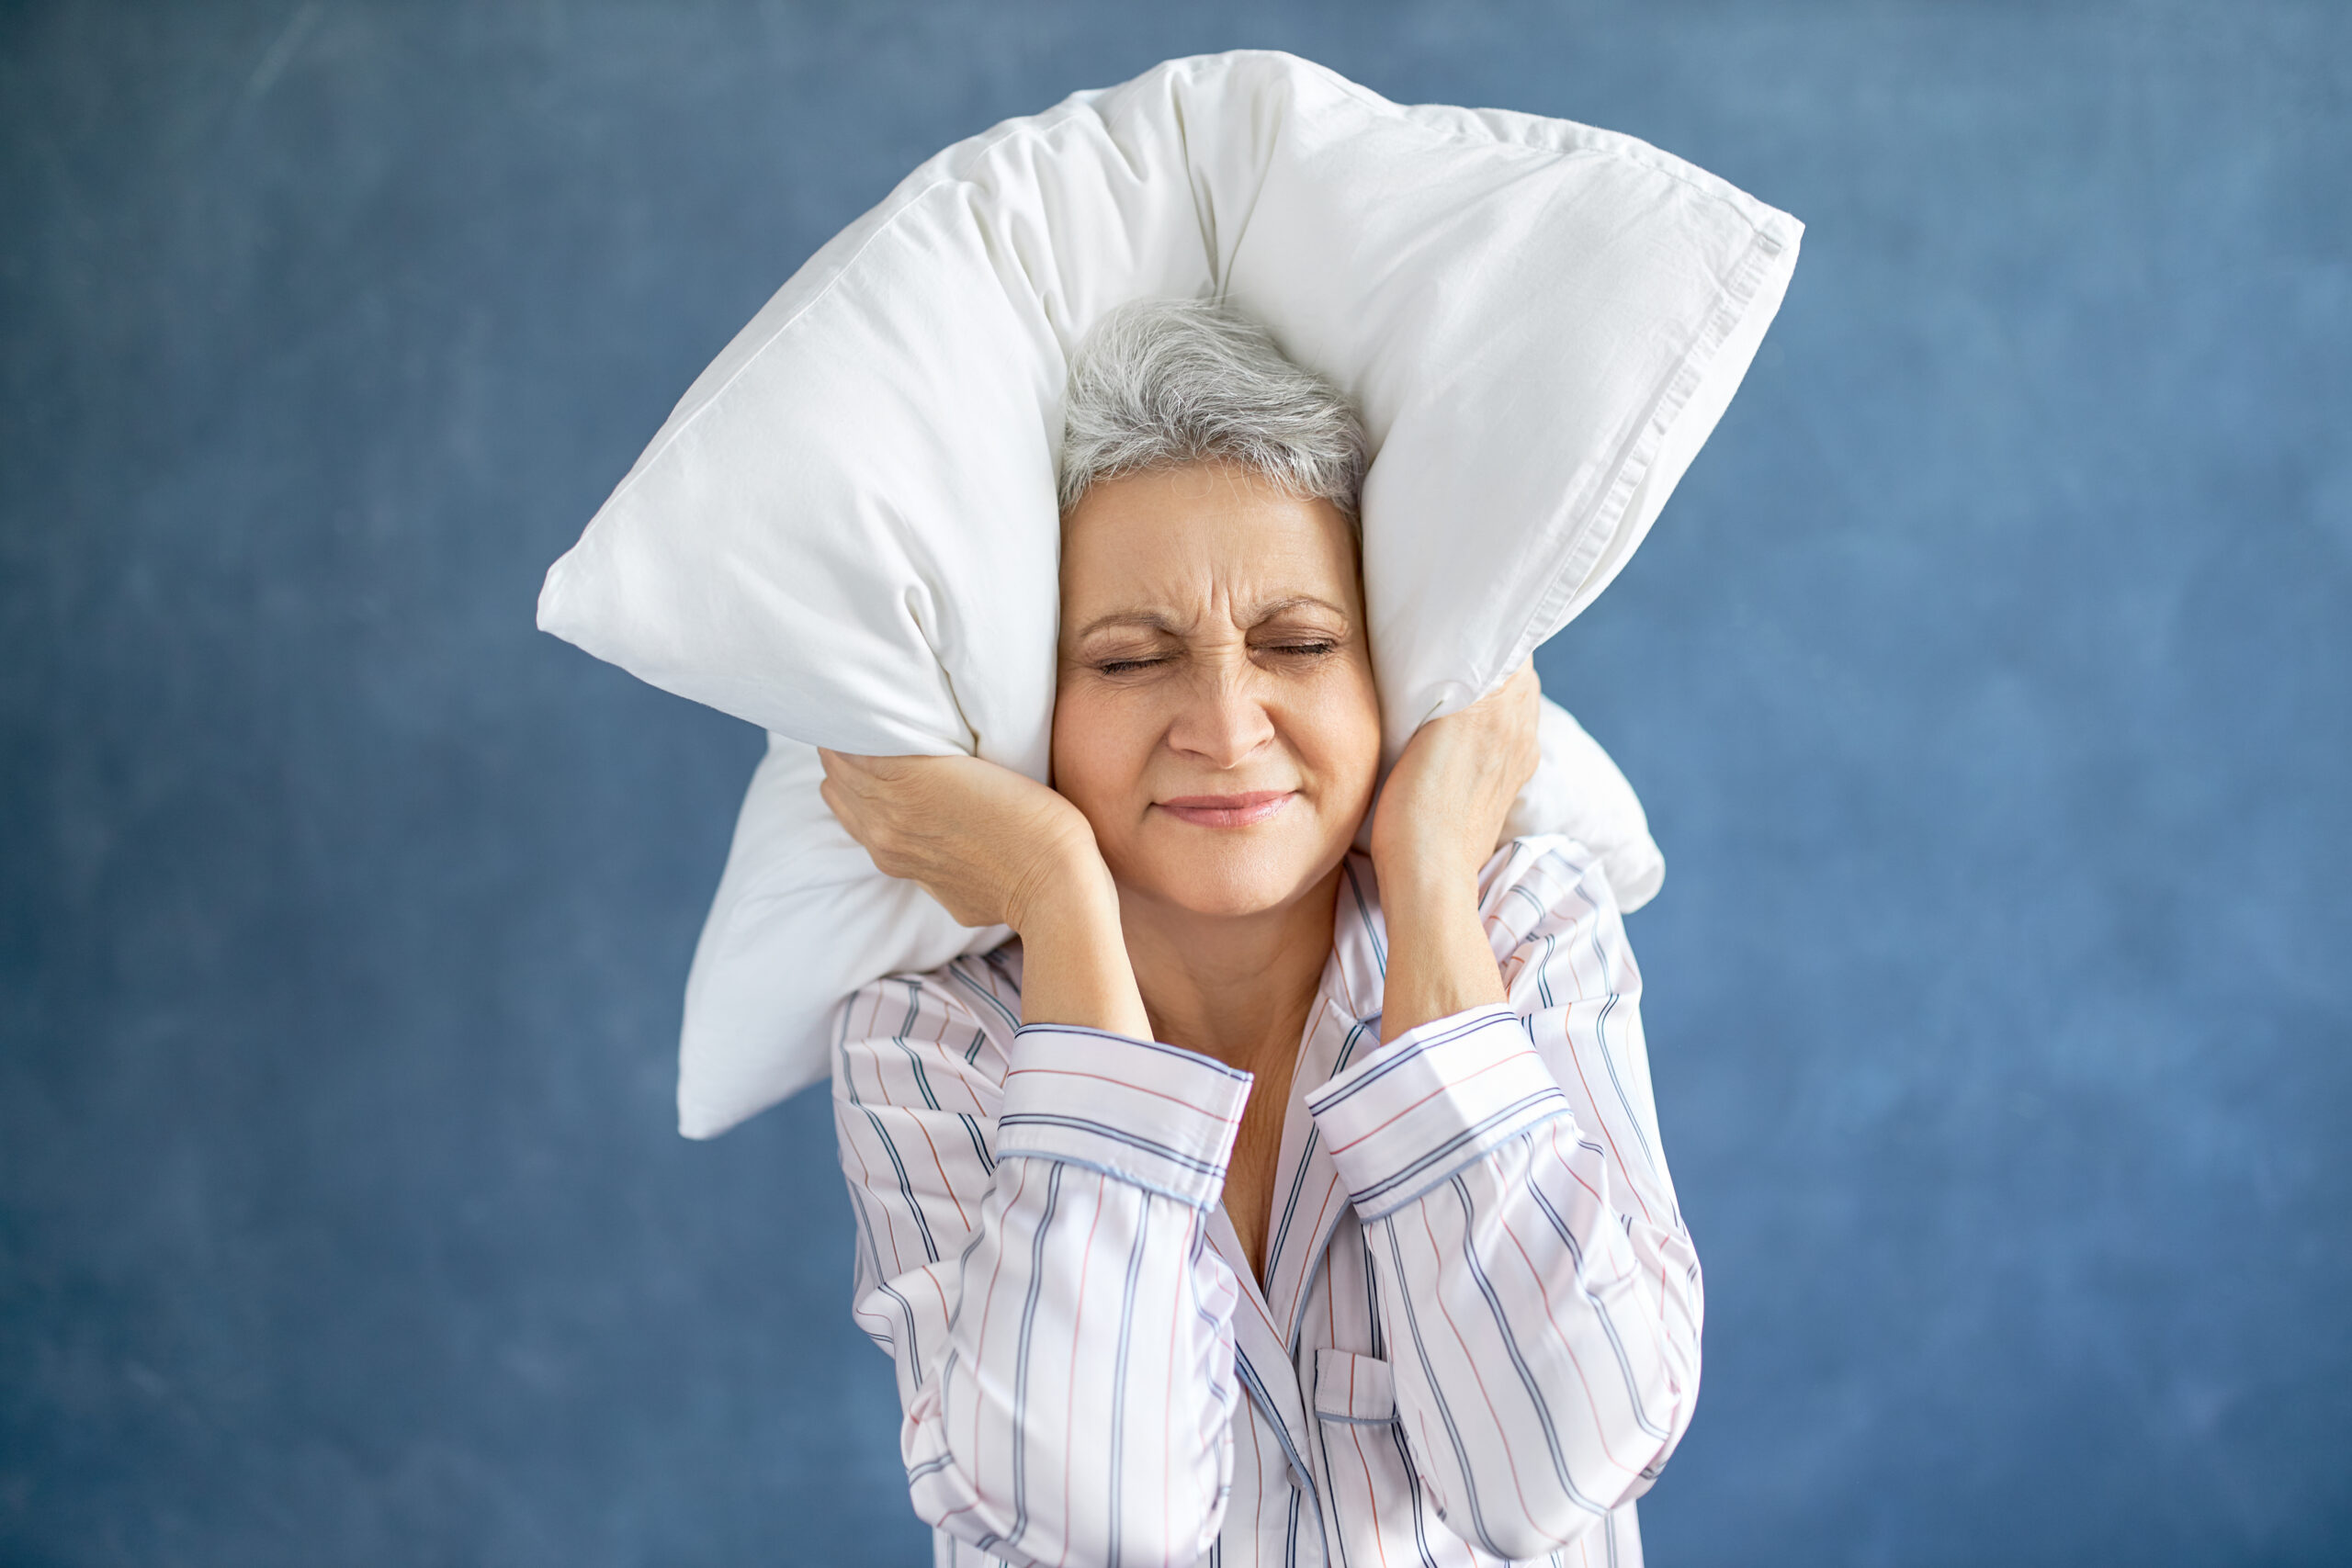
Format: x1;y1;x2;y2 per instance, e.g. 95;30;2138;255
1367;658;1542;891
1364;660;1541;1043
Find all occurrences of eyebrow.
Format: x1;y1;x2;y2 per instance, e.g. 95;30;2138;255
1070;595;1351;640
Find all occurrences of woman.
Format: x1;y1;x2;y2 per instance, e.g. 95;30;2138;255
820;301;1699;1568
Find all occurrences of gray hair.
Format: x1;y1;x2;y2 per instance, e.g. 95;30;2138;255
1057;298;1369;525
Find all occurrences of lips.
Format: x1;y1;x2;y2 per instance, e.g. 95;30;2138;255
1156;790;1295;828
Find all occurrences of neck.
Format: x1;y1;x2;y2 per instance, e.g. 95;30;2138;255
1117;863;1342;1075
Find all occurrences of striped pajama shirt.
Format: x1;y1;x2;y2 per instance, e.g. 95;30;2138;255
831;836;1701;1568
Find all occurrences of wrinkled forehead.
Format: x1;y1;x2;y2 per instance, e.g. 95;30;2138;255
1058;463;1363;636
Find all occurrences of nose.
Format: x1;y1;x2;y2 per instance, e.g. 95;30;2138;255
1165;665;1276;771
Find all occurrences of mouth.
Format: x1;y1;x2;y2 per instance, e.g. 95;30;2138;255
1156;790;1296;829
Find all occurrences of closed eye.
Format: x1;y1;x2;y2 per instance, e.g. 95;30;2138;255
1095;655;1172;676
1260;640;1339;659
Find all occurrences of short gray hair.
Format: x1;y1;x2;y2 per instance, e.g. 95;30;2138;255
1057;298;1369;525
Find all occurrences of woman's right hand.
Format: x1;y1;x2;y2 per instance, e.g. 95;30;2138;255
821;750;1151;1038
818;750;1108;933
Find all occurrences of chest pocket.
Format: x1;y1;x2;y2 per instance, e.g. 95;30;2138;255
1310;1349;1476;1564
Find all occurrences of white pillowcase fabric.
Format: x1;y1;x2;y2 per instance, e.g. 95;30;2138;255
537;50;1800;1137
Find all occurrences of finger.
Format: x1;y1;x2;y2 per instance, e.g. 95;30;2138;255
819;747;884;779
818;775;861;835
1465;660;1536;715
861;753;922;784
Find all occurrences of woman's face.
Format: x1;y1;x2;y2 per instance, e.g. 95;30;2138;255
1052;460;1382;921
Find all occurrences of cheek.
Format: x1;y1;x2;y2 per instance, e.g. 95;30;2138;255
1050;684;1151;821
1293;660;1384;802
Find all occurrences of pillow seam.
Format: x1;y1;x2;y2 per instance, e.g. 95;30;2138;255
1490;220;1797;693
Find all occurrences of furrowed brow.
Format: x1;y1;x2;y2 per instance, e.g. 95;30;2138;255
1073;609;1186;639
1249;595;1351;626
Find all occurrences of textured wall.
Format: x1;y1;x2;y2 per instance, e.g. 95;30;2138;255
3;3;2346;1562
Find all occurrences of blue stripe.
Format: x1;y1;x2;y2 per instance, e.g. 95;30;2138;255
943;1230;987;1338
997;1111;1231;1179
1286;1247;1335;1364
946;957;1021;1032
1307;1010;1508;1112
1342;858;1386;976
1560;859;1658;1177
957;1111;995;1177
1451;1174;1609;1519
1266;1133;1324;1289
1526;1157;1668;1440
875;1279;924;1386
1348;1089;1571;1215
1280;1018;1384;1350
1234;1350;1317;1512
1312;1396;1355;1568
1013;1022;1254;1081
994;1150;1219;1211
1270;1018;1374;1315
1388;1418;1444;1568
856;1101;941;1261
1108;1189;1150;1567
1006;1162;1064;1554
840;1018;942;1263
891;979;941;1110
841;1177;923;1381
1380;1213;1504;1556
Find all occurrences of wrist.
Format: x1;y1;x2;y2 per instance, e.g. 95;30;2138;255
1001;831;1116;938
1009;846;1151;1040
1016;866;1122;953
1372;843;1503;1045
1370;838;1483;913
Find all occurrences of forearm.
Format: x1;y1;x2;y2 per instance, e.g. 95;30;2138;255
1372;850;1506;1043
1308;1005;1696;1558
1359;1122;1698;1554
899;1163;1240;1567
1012;854;1153;1040
1313;840;1705;1558
854;1021;1252;1567
1364;657;1540;1046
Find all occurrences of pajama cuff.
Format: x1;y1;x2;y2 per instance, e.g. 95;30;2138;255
1306;1005;1569;1220
996;1025;1252;1208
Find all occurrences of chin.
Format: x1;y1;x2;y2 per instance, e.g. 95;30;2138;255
1123;838;1340;920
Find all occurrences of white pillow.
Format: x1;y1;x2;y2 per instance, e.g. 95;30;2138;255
537;50;1800;1136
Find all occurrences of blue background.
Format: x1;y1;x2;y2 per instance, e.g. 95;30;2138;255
4;2;2346;1562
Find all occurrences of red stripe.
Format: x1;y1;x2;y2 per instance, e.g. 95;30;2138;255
1416;1201;1543;1536
1322;1047;1532;1156
1003;1064;1245;1125
1558;1023;1653;1225
1493;1196;1638;1478
1056;1174;1108;1566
